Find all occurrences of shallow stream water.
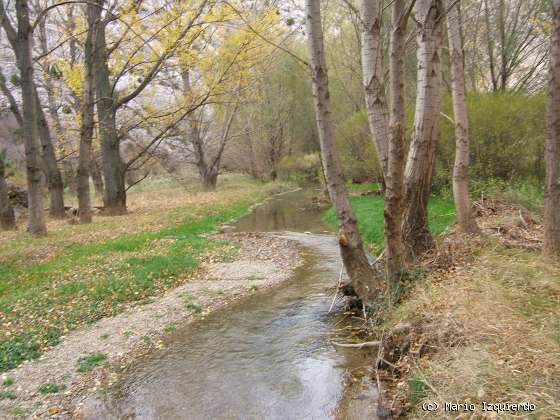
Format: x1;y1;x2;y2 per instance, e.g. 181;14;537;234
86;189;377;419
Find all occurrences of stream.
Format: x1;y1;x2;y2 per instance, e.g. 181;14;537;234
85;189;378;419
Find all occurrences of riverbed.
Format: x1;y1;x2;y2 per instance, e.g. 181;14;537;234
84;189;378;419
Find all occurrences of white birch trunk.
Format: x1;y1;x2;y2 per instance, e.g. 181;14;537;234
360;0;390;178
447;0;480;234
402;0;444;257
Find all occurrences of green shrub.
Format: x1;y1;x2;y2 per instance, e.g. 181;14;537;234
438;92;546;183
278;153;322;185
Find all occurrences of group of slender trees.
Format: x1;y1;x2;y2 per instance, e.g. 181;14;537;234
305;0;560;305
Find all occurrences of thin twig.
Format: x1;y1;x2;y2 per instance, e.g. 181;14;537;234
328;265;344;313
331;340;381;349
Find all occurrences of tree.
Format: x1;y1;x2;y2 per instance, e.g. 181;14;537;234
544;0;560;258
359;0;412;282
13;0;46;235
447;0;480;234
83;0;210;214
305;0;382;304
0;151;15;230
479;0;549;92
77;1;100;223
1;0;66;218
402;0;444;257
360;0;389;179
384;0;411;281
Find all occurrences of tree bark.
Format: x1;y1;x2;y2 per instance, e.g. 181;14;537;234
360;0;390;178
544;0;560;259
402;0;444;258
36;18;65;218
384;0;410;282
0;155;16;230
446;0;480;234
90;153;104;197
77;2;100;223
94;1;126;215
0;10;64;217
305;0;382;304
15;0;46;235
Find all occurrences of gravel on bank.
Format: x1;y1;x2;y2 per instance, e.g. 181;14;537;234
0;232;301;419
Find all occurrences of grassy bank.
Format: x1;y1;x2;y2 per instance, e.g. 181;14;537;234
385;240;560;418
324;193;455;251
0;175;290;372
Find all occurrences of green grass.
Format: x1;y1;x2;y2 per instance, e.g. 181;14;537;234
0;390;16;400
38;383;66;395
0;179;288;373
76;352;106;373
2;377;14;387
347;182;380;192
324;195;455;251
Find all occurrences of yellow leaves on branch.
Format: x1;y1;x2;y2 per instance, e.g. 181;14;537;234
57;61;85;97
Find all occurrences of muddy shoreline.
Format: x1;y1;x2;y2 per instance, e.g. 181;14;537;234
0;233;301;419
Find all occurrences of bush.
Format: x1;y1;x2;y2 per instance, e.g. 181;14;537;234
278;153;322;185
438;92;546;183
335;110;381;183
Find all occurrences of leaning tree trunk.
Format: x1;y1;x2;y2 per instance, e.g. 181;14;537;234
384;0;409;282
360;0;390;178
447;0;480;234
77;1;99;223
305;0;382;304
15;0;46;235
402;0;444;258
94;4;126;215
0;156;15;230
544;0;560;259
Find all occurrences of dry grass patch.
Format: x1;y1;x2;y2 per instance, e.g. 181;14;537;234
385;242;559;418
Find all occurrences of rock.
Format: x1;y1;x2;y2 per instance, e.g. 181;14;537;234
8;184;28;208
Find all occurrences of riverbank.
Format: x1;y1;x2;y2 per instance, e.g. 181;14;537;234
0;232;302;418
0;175;301;417
356;199;559;418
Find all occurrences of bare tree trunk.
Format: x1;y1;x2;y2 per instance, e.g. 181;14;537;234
181;69;207;187
447;0;480;234
360;0;390;178
36;17;65;218
94;2;126;215
90;153;104;197
305;0;382;304
384;0;410;282
0;155;15;230
15;0;46;235
544;0;560;258
0;8;64;219
34;90;65;218
77;2;99;223
402;0;444;258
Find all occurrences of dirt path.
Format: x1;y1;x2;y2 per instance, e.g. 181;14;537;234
0;233;301;419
